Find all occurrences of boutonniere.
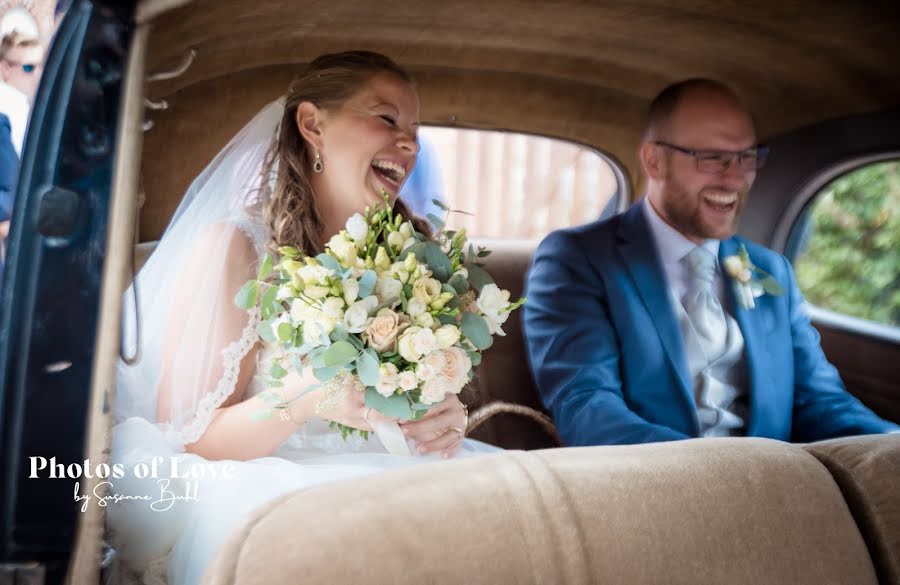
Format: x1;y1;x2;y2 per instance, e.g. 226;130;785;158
722;244;784;310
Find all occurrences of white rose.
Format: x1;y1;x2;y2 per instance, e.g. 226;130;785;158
321;297;346;320
414;312;435;329
434;325;462;349
398;371;418;391
342;278;360;304
344;299;374;333
397;326;424;362
375;276;403;306
412;277;442;305
375;363;400;397
345;213;369;242
407;297;427;317
327;234;357;266
412;327;438;356
477;284;511;316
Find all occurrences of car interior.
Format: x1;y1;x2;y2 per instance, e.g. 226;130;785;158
0;1;898;584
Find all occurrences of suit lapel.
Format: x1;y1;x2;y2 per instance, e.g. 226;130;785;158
719;238;764;428
616;205;694;411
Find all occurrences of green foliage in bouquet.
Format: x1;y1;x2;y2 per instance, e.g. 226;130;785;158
236;193;525;438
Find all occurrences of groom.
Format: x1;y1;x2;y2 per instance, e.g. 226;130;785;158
523;79;899;445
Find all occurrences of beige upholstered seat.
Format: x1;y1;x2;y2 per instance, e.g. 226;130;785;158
203;438;880;585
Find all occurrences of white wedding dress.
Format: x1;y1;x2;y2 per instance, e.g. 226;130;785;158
106;99;500;585
108;347;498;585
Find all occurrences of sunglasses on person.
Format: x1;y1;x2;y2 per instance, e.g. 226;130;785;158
653;141;769;174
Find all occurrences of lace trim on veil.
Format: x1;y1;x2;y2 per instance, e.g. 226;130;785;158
162;219;270;449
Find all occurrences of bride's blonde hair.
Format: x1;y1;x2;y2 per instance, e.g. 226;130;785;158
264;51;431;254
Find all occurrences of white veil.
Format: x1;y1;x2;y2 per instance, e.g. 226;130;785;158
115;98;285;451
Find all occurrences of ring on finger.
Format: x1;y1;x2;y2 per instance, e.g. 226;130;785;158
446;426;464;441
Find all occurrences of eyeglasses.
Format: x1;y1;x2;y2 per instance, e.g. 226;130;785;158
653;141;769;174
3;59;39;74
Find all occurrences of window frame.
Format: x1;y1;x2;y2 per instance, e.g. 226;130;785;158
775;151;900;343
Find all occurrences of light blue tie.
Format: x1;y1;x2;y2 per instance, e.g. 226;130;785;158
682;247;728;360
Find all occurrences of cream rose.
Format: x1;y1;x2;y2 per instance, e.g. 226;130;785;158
398;371;418;391
440;346;472;391
365;308;403;352
434;325;462;349
412;277;442;305
397;326;424;363
420;376;454;405
417;350;446;381
414;312;435;329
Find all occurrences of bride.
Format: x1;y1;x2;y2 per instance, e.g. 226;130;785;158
109;51;498;585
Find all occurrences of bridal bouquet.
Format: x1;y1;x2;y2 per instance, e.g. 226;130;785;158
235;195;524;437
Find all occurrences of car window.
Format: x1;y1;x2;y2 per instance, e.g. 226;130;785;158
400;126;624;239
788;160;899;327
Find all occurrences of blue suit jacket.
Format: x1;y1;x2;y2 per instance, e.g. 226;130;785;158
523;203;899;445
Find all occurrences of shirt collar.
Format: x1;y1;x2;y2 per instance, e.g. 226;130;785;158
642;196;720;265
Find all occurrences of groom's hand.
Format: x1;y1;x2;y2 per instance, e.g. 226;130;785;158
399;395;467;458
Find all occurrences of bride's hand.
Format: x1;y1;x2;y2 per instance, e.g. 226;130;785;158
289;377;395;432
398;394;468;459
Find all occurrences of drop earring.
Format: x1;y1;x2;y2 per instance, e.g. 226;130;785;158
313;149;324;173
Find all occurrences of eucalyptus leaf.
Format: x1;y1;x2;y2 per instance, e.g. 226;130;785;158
424;241;452;282
308;347;328;369
260;285;279;320
426;213;445;231
277;322;293;343
234;280;259;309
358;270;377;298
438;314;458;326
313;365;343;381
460;312;493;350
316;253;342;273
323;340;359;367
270;361;288;379
330;325;350;343
431;198;450;211
466;264;494;292
257;254;273;280
411;401;433;411
256;319;277;343
448;273;470;295
364;389;415;420
356;351;381;386
467;350;482;366
400;241;428;263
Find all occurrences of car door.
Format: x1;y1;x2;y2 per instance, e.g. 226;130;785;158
0;1;135;583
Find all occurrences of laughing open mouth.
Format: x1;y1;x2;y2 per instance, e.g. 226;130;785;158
371;159;407;188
